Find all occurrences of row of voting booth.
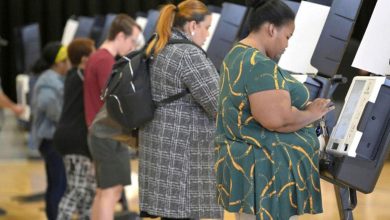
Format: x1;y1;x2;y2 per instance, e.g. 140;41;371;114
14;1;390;219
279;0;390;219
14;2;249;124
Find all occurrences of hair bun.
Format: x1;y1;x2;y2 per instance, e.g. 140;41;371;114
245;0;268;8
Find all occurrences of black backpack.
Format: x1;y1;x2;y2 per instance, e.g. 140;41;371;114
101;35;206;130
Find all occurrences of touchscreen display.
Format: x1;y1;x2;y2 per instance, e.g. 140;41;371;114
333;80;366;140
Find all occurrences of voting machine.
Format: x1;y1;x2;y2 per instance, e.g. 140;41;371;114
321;0;390;196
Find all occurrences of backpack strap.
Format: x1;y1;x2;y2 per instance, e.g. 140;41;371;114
145;33;159;57
153;39;203;107
167;39;207;57
101;34;159;101
157;88;190;107
154;39;204;107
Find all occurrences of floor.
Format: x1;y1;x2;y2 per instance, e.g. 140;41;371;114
1;110;390;220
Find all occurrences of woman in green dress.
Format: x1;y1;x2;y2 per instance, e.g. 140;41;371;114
214;0;334;219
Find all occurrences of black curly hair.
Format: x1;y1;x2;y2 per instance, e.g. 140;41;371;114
31;42;62;74
246;0;295;32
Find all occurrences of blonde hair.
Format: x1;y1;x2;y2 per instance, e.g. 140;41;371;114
146;0;210;56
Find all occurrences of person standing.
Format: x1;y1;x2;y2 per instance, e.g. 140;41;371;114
214;1;334;220
83;14;140;220
0;36;24;217
138;1;222;219
53;38;96;220
30;42;70;220
0;79;24;217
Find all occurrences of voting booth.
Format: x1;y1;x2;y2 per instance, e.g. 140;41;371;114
74;16;95;39
97;14;117;47
134;15;147;50
321;0;390;195
282;0;300;14
275;1;373;218
202;11;220;51
278;0;333;103
13;23;41;126
142;10;159;41
16;74;31;124
207;3;247;69
237;0;301;47
13;23;41;74
279;0;361;101
322;77;390;193
61;17;79;46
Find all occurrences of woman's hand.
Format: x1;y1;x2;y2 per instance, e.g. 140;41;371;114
305;98;335;120
249;90;335;133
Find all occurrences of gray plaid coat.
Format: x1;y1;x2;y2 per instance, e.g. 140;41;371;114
138;30;222;219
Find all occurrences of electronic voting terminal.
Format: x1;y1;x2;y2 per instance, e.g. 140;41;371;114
326;77;389;158
320;0;390;195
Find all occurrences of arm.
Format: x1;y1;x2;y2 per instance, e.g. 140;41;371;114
36;87;62;122
0;91;24;116
96;59;115;92
249;90;332;133
181;47;219;117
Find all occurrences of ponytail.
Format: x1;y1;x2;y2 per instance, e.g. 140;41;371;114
146;4;176;56
146;0;210;56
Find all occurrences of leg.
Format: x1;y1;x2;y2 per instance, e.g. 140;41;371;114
39;139;67;220
76;156;96;220
57;155;77;220
39;143;51;220
119;190;128;211
88;134;131;220
58;155;96;220
90;185;123;220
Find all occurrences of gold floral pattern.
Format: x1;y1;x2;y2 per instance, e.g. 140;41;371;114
215;43;323;220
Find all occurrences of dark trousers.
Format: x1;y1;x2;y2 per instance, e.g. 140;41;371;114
39;139;67;220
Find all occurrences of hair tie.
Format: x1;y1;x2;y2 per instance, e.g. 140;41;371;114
54;46;68;63
174;6;179;13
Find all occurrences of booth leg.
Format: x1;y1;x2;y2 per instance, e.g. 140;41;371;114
334;185;357;220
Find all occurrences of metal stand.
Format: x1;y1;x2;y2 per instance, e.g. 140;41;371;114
317;74;358;220
334;186;357;220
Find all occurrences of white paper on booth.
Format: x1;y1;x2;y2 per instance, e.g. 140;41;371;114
135;17;148;49
278;1;330;74
202;12;221;51
61;19;79;46
136;17;148;31
352;0;390;76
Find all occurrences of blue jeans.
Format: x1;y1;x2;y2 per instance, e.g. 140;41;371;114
39;139;67;220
